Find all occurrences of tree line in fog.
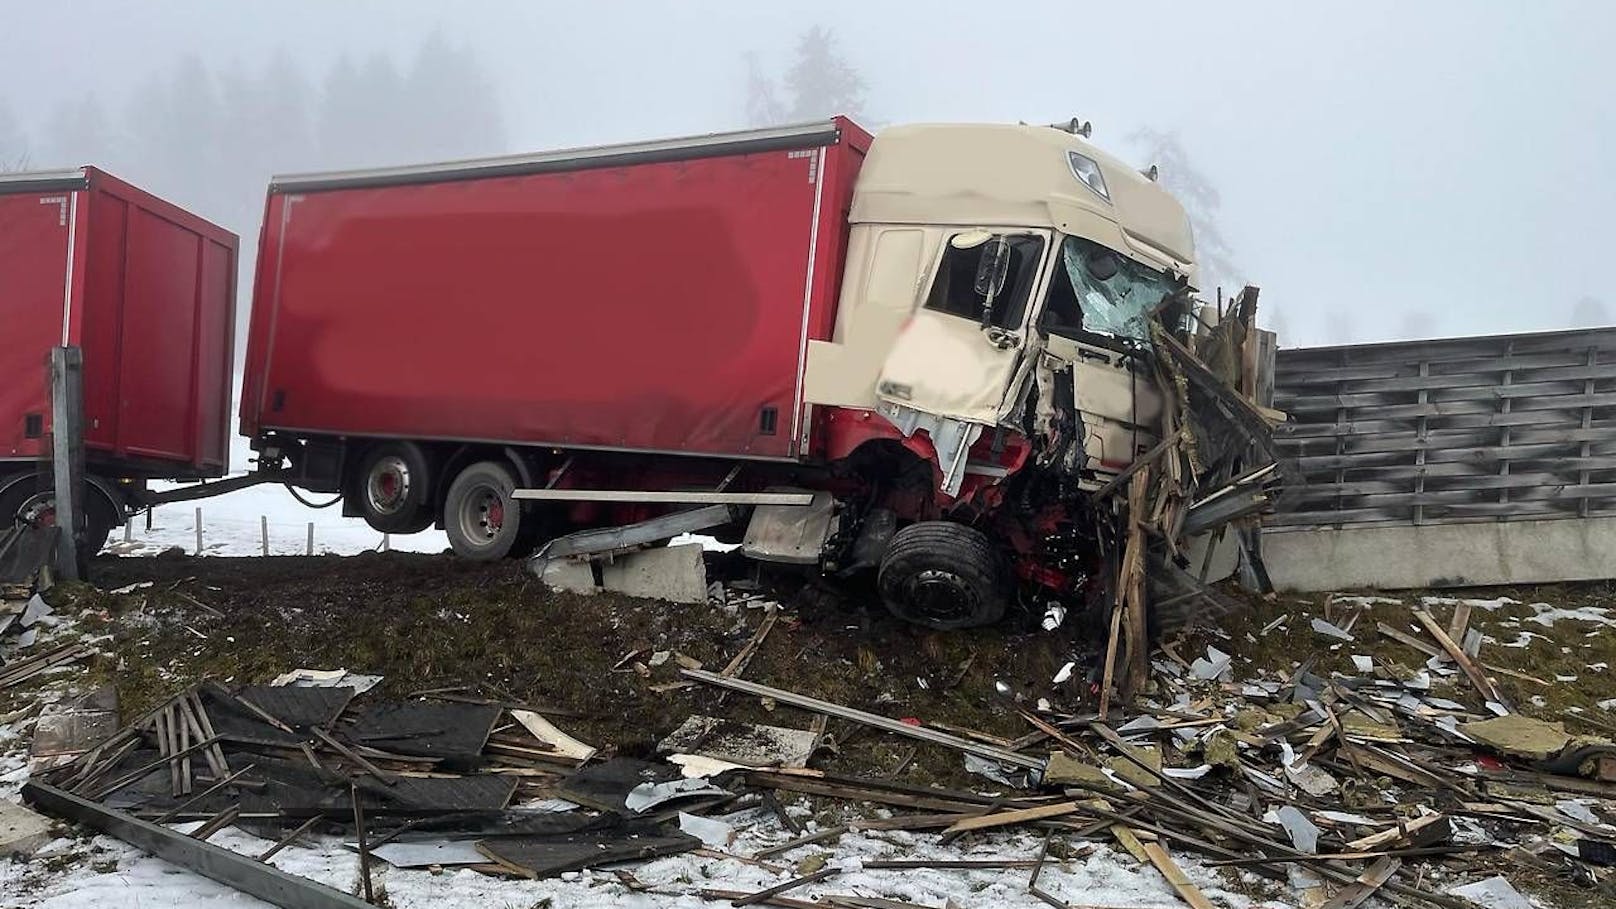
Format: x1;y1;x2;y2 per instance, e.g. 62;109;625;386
10;25;1579;344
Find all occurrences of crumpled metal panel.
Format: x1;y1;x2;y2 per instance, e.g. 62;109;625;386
875;401;983;496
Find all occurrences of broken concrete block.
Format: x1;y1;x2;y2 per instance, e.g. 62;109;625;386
600;543;708;604
0;800;52;857
1461;715;1571;762
541;559;599;596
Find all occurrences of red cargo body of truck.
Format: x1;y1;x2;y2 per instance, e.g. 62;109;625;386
243;119;870;462
1;167;238;546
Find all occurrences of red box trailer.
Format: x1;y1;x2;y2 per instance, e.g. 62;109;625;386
1;167;238;543
242;118;870;461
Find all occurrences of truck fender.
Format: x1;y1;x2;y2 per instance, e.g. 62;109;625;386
0;471;126;526
500;447;538;488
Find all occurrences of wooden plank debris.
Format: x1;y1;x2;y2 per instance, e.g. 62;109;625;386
730;868;838;906
680;669;1044;770
1318;856;1401;909
722;604;779;679
751;824;847;859
1140;840;1217;909
1410;609;1506;706
941;802;1078;836
23;780;374;909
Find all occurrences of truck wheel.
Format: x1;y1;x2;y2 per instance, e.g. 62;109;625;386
877;521;1010;630
355;442;433;533
0;482;116;562
443;461;524;561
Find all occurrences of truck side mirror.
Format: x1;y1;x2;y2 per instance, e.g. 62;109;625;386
973;237;1011;299
974;237;1012;329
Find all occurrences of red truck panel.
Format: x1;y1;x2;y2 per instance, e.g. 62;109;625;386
0;189;69;460
0;168;238;477
243;118;871;461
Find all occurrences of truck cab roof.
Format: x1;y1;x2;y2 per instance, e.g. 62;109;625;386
852;122;1197;286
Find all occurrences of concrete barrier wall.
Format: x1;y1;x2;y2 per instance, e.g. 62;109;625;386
1264;517;1616;591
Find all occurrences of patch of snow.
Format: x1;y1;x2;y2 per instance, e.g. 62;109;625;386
1525;602;1616;628
1495;631;1549;649
1;815;1281;909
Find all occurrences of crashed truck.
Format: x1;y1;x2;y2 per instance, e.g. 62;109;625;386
240;116;1266;629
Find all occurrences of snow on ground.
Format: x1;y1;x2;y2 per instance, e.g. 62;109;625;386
2;811;1283;909
110;432;449;558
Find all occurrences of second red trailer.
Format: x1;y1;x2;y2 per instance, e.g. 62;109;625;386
1;167;237;477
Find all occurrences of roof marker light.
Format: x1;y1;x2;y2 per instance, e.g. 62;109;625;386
1067;151;1111;203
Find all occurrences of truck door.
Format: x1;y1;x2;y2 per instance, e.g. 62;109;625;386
874;230;1051;493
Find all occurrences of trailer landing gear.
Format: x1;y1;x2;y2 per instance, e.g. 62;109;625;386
876;521;1010;631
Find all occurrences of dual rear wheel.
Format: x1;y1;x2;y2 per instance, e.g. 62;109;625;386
353;446;534;562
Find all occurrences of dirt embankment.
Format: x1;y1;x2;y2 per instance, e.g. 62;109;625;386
65;552;1080;786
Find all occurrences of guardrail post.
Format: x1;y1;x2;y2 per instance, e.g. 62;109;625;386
49;346;85;581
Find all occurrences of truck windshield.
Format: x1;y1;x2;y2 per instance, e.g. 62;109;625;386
1044;235;1178;344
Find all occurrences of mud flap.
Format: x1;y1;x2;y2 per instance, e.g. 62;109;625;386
742;490;837;565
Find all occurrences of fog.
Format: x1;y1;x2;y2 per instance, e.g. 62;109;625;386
2;1;1612;348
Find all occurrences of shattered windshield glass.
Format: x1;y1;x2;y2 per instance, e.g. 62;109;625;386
1057;235;1179;344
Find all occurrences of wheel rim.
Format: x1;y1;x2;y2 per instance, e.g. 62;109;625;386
18;492;57;529
901;568;980;626
456;483;507;546
366;456;413;516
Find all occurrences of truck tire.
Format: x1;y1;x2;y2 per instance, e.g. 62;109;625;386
443;461;525;561
877;521;1010;630
0;479;116;562
354;442;434;533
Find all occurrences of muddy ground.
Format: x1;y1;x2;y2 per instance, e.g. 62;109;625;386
13;551;1614;787
38;552;1089;788
6;552;1616;906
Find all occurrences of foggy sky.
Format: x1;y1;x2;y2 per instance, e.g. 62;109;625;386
3;1;1612;348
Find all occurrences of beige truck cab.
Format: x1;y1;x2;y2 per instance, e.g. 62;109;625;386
805;121;1195;495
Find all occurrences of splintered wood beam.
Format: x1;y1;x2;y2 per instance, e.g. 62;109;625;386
730;868;838;906
1122;468;1152;697
680;669;1045;770
721;605;779;679
1141;840;1217;909
1410;609;1506;707
941;801;1078;835
1318;856;1402;909
1098;603;1124;721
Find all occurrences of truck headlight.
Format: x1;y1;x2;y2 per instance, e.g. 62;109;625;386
1067;151;1111;203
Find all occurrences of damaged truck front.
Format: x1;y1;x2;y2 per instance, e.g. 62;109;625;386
242;117;1257;631
801;122;1204;628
